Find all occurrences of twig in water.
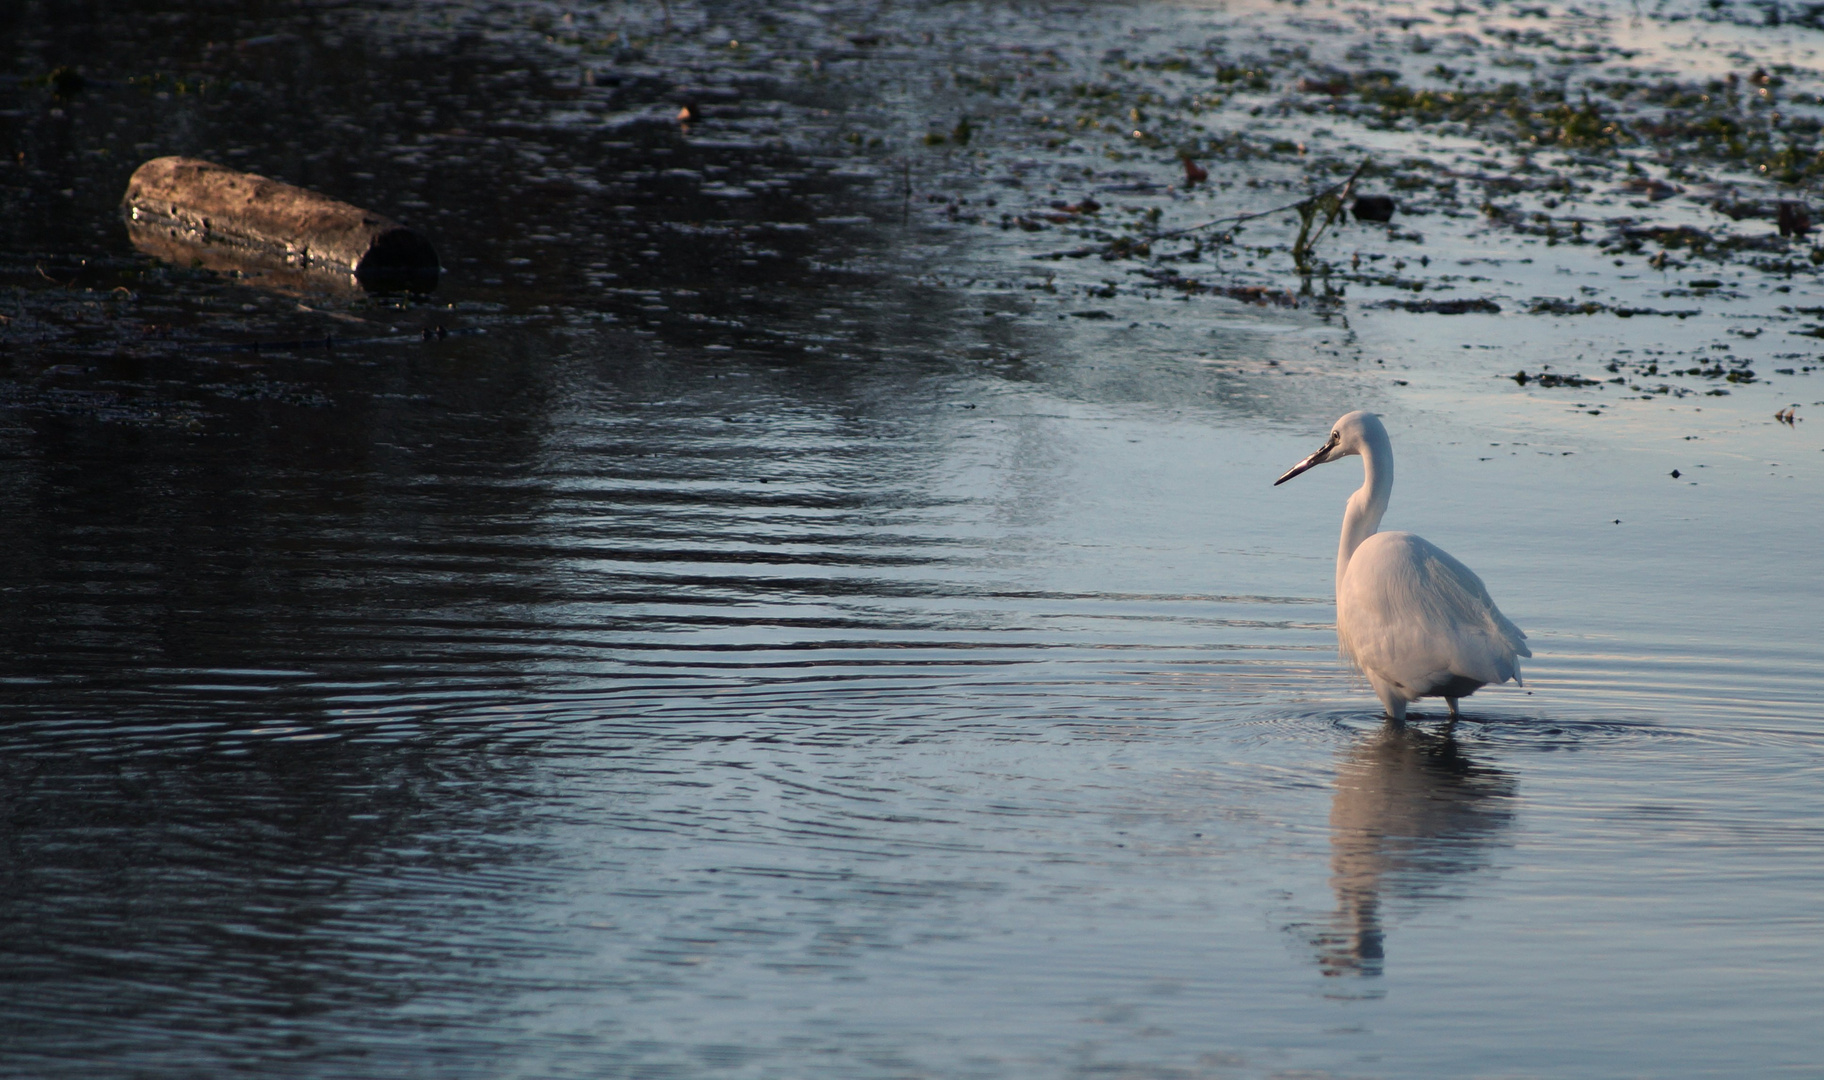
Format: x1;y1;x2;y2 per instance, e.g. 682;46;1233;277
36;262;80;288
1033;157;1371;263
1290;165;1363;275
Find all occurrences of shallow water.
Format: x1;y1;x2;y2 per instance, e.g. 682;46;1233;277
3;1;1823;1077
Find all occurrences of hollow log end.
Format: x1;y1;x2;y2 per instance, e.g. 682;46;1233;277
355;227;441;292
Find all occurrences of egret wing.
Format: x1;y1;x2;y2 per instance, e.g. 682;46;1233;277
1338;532;1529;697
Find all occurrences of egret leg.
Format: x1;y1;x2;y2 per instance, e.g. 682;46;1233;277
1446;697;1460;718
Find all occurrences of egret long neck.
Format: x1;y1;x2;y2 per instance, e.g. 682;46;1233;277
1335;435;1393;597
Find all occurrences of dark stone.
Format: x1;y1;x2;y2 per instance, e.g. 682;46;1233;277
1777;201;1811;238
1353;195;1396;222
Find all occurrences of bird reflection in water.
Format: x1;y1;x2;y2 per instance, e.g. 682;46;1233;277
1314;723;1516;979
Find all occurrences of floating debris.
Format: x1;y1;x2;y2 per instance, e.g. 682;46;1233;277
1529;297;1609;316
1352;195;1396;222
1621;177;1681;201
1513;370;1600;387
1378;297;1501;314
121;157;440;293
1778;202;1812;239
1613;307;1700;319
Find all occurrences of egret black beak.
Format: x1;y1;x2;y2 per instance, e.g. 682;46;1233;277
1273;432;1339;486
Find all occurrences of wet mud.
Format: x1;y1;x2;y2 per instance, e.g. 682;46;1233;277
6;0;1824;431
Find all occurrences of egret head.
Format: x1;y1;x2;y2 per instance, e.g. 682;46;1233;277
1273;410;1385;485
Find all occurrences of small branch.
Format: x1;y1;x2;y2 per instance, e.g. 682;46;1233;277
36;262;80;288
1291;162;1364;275
1157;158;1369;242
1033;157;1372;261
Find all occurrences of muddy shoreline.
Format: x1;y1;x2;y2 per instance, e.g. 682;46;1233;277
4;0;1824;432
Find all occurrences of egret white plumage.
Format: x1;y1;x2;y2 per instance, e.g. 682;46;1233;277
1275;411;1529;722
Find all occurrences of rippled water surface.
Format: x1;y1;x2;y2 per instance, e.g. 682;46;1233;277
4;1;1823;1077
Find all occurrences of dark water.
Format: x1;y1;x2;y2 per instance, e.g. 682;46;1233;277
5;2;1824;1077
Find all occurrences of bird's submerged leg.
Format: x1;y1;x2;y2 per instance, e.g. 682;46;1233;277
1446;696;1460;719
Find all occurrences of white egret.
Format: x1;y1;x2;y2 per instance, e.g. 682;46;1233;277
1275;411;1529;722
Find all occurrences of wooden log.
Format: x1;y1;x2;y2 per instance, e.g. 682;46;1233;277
124;219;362;297
121;156;439;290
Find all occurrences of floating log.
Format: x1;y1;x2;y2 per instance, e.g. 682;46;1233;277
123;219;360;297
121;156;439;291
